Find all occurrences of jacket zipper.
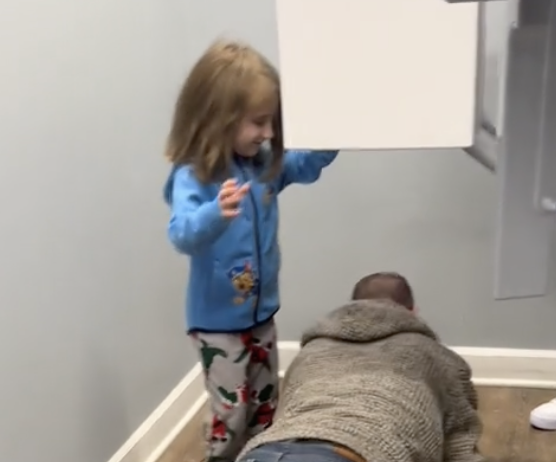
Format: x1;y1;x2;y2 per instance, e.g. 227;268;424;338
239;165;262;324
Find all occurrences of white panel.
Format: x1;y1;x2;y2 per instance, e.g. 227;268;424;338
276;0;479;150
494;0;556;300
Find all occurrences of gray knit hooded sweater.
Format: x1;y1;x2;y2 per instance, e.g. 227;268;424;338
240;300;485;462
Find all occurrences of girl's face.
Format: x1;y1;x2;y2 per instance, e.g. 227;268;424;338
233;105;275;158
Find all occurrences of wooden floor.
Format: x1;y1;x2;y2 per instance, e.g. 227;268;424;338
158;387;556;462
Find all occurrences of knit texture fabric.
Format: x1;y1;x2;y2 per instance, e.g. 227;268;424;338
239;300;485;462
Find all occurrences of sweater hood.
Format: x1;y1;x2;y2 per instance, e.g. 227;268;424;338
301;299;438;346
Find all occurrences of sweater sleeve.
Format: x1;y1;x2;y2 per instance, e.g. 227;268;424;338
443;361;486;462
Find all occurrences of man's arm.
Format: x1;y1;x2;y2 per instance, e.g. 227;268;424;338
443;360;486;462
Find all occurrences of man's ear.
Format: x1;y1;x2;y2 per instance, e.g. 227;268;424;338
411;305;418;315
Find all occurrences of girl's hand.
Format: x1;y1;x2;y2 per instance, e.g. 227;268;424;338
218;179;250;218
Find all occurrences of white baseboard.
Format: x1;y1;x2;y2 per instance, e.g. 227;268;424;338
108;342;556;462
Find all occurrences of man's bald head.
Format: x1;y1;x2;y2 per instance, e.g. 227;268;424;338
351;272;415;310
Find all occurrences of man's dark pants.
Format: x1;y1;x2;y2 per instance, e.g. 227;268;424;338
237;440;359;462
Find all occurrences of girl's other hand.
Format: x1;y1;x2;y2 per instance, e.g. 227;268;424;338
218;179;250;218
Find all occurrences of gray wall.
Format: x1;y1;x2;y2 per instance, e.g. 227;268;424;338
1;2;555;462
0;2;195;462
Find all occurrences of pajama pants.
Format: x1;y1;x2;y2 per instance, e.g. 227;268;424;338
190;319;279;462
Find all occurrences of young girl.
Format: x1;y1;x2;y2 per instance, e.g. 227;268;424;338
163;40;338;462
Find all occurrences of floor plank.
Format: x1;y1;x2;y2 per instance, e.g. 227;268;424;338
478;388;555;462
157;405;206;462
158;387;556;462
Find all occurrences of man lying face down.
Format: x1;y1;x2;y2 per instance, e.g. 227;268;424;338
236;272;485;462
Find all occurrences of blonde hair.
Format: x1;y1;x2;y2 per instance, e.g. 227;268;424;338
165;39;284;183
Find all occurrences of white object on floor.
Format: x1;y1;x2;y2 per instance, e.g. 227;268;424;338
530;398;556;430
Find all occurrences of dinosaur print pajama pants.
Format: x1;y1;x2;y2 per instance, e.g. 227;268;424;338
190;319;279;462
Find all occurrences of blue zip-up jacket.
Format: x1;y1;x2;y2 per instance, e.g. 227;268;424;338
163;149;338;333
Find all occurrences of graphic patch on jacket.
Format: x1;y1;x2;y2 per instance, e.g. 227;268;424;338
228;261;259;305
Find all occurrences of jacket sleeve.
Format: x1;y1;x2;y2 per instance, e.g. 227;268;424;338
443;361;485;462
277;150;338;192
167;167;229;255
